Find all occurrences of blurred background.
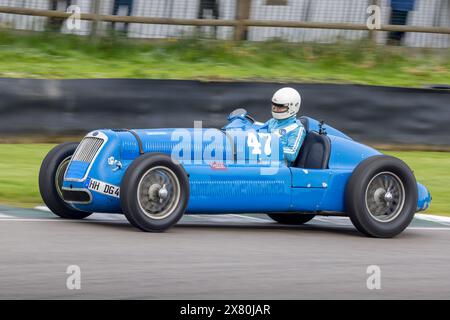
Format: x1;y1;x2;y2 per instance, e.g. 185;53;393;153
0;0;449;46
0;0;448;215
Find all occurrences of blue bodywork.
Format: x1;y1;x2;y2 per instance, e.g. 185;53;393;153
62;116;431;215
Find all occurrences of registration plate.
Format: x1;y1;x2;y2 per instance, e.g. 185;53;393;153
87;178;120;198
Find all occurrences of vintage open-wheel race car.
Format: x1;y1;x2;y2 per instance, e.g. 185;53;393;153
39;109;431;238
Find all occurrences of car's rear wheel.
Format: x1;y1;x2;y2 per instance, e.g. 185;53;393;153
345;155;417;238
39;142;92;219
120;153;189;232
267;213;315;225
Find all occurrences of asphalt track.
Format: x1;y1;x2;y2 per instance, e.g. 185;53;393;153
0;205;450;299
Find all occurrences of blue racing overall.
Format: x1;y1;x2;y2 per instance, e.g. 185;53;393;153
259;116;306;165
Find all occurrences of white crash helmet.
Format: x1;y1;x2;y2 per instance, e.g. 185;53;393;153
271;87;301;120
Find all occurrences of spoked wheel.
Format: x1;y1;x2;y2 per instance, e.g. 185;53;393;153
55;156;71;200
39;142;92;219
365;172;405;223
137;166;181;221
121;153;189;232
346;155;417;238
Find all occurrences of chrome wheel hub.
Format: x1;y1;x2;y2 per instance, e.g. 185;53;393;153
148;184;169;203
137;167;180;220
384;191;393;202
365;172;405;223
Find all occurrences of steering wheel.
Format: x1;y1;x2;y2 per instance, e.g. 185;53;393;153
245;114;255;123
228;108;255;123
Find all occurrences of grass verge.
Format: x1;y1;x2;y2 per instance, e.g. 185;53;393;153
0;31;449;87
0;144;448;215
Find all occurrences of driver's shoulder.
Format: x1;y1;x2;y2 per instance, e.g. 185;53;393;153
265;118;277;126
283;118;303;133
258;118;276;130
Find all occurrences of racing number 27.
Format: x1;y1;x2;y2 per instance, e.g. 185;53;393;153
247;132;272;156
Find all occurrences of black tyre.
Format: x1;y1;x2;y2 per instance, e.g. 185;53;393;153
38;142;92;219
120;153;189;232
267;213;315;225
345;155;418;238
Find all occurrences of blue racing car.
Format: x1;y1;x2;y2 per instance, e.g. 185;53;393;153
39;109;431;238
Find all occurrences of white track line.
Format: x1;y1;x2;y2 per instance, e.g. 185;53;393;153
35;206;450;223
415;213;450;226
0;218;125;223
1;216;450;231
87;213;126;221
35;206;271;223
0;213;13;218
408;227;450;231
0;218;72;222
314;217;350;225
228;214;270;222
34;206;50;212
189;214;266;223
6;207;450;232
34;206;125;221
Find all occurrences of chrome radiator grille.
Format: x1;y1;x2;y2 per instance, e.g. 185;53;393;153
72;137;104;163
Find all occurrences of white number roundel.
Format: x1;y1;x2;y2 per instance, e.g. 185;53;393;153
247;132;272;156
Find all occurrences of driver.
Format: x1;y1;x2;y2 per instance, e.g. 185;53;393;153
260;87;306;165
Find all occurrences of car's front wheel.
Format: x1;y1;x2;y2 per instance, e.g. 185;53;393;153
39;142;92;219
345;155;418;238
120;153;189;232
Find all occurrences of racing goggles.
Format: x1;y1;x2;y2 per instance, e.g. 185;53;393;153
272;102;289;113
